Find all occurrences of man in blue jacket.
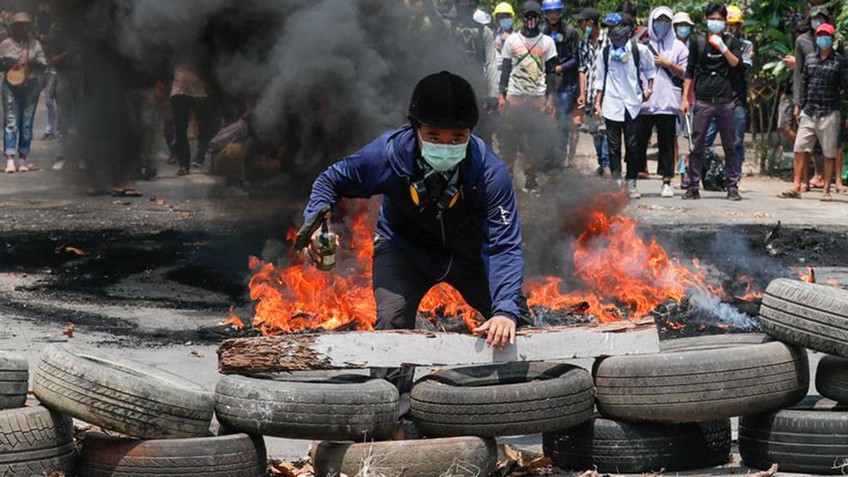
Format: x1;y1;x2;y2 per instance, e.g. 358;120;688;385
296;71;527;351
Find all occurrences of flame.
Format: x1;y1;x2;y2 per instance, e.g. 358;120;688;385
798;266;815;283
733;275;764;302
237;201;731;334
220;306;245;330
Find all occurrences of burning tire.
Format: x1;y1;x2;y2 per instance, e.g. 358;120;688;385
409;362;594;437
816;355;848;403
33;344;214;439
0;352;27;410
594;340;808;423
542;418;731;472
312;437;497;477
0;403;75;476
77;432;266;477
214;374;399;440
740;396;848;474
760;278;848;357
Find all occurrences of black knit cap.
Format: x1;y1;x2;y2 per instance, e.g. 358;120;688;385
408;71;479;129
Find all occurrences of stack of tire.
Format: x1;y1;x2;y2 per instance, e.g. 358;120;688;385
30;343;266;477
740;278;848;474
0;350;75;476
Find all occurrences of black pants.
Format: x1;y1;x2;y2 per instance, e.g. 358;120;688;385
636;113;677;180
171;95;216;168
605;110;640;179
369;239;501;415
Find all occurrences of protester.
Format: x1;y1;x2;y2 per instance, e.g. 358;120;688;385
702;5;753;177
493;1;514;54
673;11;695;182
778;14;810;154
542;0;581;168
780;23;848;202
575;7;610;176
680;3;743;200
35;1;59;141
170;56;216;176
498;0;559;192
636;6;687;198
793;6;829;190
0;12;47;173
296;71;528;408
593;13;656;198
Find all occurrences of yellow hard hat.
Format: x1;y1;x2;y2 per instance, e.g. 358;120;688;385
727;5;744;24
494;2;515;16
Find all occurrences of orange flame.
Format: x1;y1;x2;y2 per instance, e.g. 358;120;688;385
734;275;764;302
238;201;729;334
798;266;815;283
220;306;245;330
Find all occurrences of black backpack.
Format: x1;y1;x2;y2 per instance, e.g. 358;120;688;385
644;42;684;89
602;39;643;95
452;21;487;65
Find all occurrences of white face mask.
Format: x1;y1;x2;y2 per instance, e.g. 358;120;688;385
418;133;469;172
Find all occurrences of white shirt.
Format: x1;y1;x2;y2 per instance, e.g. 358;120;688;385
592;41;656;121
501;31;558;96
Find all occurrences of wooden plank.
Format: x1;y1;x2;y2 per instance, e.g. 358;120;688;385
217;322;660;374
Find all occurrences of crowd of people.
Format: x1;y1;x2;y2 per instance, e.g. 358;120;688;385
446;0;847;202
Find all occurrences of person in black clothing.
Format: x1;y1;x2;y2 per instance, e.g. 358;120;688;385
680;3;743;201
541;0;581;168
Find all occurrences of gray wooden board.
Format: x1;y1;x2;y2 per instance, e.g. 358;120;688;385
217;327;661;373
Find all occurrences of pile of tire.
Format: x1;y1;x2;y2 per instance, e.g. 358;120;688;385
739;278;848;474
541;331;809;474
29;343;266;477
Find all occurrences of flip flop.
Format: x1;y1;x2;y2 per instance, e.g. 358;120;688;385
821;193;833;202
778;190;801;199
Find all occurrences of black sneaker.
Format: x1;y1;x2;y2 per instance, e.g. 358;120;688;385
682;188;700;200
727;190;742;201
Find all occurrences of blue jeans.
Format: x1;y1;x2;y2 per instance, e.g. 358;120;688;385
705;104;746;171
3;81;40;157
585;113;610;169
555;85;577;161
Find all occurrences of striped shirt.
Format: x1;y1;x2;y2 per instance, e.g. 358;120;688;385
800;50;848;118
578;30;608;112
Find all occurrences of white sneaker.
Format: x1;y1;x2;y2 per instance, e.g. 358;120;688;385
4;159;15;173
661;183;674;198
15;160;28;172
627;179;641;199
52;159;65;171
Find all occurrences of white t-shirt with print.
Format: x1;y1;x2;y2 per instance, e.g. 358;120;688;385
501;31;557;97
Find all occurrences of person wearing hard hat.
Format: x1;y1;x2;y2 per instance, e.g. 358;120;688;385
493;2;515;54
0;12;46;174
702;5;753;178
541;0;581;169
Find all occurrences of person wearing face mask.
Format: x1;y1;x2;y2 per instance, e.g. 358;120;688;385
702;5;753;179
780;23;848;202
673;12;694;45
297;71;527;363
498;0;559;192
636;7;688;199
593;13;656;197
680;3;743;201
541;0;581;169
493;2;515;54
792;6;830;190
672;11;695;184
575;7;611;176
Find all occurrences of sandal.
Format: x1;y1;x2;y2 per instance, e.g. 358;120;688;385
109;188;143;197
821;193;833;202
778;189;801;199
177;167;190;176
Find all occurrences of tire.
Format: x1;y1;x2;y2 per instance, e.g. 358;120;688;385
0;403;75;476
33;343;214;439
543;418;731;473
740;395;848;474
410;362;595;437
215;374;399;440
595;340;809;423
659;333;771;353
77;432;266;477
760;278;848;357
312;437;497;477
0;352;27;410
817;355;848;402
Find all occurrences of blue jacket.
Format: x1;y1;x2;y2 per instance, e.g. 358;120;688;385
304;125;524;323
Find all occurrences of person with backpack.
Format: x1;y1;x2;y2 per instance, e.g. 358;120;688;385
498;0;559;192
635;6;688;198
680;3;744;201
575;7;610;176
541;0;581;168
592;12;656;198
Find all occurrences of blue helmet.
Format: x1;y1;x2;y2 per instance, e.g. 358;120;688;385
541;0;564;11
